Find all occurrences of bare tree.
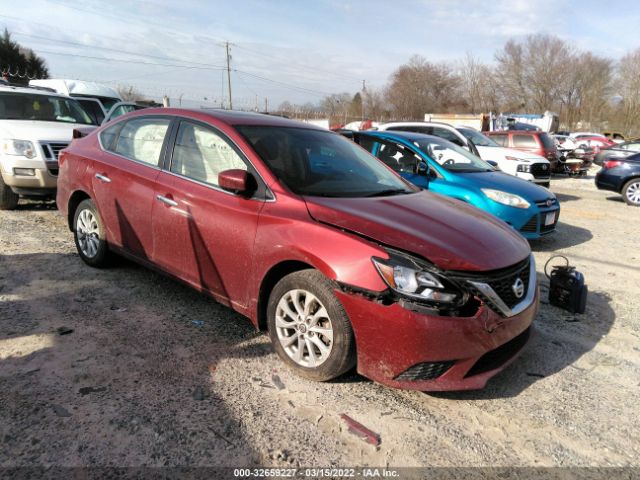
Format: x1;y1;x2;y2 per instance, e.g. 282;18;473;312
362;87;389;121
117;85;147;102
612;48;640;136
385;55;459;120
496;34;573;112
459;53;502;113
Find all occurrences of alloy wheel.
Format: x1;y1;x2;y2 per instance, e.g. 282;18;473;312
626;181;640;205
76;209;100;258
275;289;334;368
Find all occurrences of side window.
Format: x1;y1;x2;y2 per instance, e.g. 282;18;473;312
171;121;247;186
114;117;170;166
432;127;464;146
99;123;121;151
355;135;376;154
376;142;419;173
490;134;508;147
513;135;538;148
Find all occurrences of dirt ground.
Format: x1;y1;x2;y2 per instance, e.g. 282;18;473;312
1;169;639;471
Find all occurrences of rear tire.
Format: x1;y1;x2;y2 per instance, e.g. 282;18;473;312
622;178;640;206
267;270;356;382
0;176;19;210
73;199;111;267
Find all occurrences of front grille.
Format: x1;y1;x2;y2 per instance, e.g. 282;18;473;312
465;327;531;378
530;163;551;178
394;361;454;381
485;261;531;309
535;198;557;208
47;142;68;159
40;142;68;176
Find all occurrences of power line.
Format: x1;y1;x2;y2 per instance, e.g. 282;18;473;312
32;49;227;71
10;31;226;69
234;69;332;97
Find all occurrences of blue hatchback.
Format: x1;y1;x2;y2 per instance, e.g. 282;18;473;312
351;131;560;239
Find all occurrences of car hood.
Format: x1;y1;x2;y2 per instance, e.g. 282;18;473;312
304;191;530;272
457;171;554;202
0;120;90;142
477;145;549;163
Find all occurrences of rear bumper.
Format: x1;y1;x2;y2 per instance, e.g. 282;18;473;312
336;287;538;391
595;170;623;192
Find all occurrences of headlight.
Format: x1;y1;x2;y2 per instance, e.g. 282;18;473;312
516;164;531;173
372;251;464;305
482;188;530;209
2;139;37;159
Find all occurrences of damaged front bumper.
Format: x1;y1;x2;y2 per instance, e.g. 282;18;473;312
335;285;538;391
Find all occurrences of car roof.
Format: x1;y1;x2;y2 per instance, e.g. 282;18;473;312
0;85;72;98
381;121;458;130
358;129;444;144
124;107;326;130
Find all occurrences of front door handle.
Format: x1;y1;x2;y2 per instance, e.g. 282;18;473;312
156;194;178;207
95;173;111;183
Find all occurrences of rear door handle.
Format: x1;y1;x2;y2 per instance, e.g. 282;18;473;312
95;173;111;183
156;194;178;207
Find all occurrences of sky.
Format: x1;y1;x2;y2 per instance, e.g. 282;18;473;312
0;0;638;109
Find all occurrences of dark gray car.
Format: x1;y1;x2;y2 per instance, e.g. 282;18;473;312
595;139;640;165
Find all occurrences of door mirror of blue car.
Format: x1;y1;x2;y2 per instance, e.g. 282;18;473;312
487;160;499;168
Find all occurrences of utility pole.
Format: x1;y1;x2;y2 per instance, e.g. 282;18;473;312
225;41;233;110
264;97;268;112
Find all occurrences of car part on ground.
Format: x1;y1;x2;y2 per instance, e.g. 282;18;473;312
545;255;588;314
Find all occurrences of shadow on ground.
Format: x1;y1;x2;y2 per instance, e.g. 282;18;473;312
530;221;593;251
428;285;615;400
0;252;266;467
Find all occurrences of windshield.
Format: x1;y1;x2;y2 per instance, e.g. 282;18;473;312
413;136;495;173
237;126;416;198
0;92;96;125
458;127;499;147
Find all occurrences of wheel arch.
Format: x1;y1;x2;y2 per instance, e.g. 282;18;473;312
256;260;317;331
620;174;640;193
67;190;92;230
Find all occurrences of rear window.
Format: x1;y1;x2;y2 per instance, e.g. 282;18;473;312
539;133;556;150
513;135;538;148
489;134;508;147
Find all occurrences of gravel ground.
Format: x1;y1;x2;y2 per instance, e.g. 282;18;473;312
1;169;639;471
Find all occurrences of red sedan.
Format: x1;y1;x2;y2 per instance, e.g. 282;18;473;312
56;109;538;391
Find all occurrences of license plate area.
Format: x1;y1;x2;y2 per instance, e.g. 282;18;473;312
545;211;556;226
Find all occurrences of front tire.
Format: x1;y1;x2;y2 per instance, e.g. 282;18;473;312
73;199;111;267
623;179;640;206
0;175;19;210
267;270;356;382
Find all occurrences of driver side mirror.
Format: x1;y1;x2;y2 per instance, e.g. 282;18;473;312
416;160;431;189
219;169;254;195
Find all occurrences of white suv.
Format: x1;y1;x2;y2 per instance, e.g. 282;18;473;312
0;85;96;209
377;122;551;187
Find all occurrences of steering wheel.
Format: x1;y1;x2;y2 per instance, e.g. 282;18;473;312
443;159;455;166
